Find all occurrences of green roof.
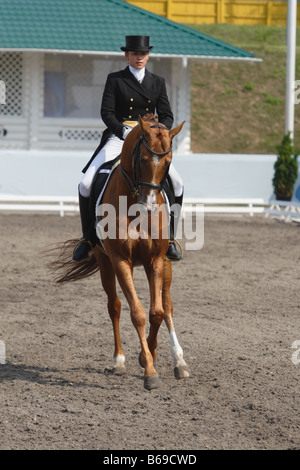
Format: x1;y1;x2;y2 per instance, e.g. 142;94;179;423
0;0;256;60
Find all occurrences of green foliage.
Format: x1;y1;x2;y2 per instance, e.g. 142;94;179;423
272;133;299;200
243;82;254;92
187;24;300;154
263;91;282;106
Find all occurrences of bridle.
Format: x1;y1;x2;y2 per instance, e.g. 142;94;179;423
120;124;172;197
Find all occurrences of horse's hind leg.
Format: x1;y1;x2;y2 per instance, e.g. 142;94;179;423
163;262;190;379
94;247;125;374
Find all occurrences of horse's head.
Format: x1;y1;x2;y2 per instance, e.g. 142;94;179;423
123;115;184;213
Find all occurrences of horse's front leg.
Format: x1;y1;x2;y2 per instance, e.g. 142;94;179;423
163;261;190;379
144;257;165;364
114;259;160;390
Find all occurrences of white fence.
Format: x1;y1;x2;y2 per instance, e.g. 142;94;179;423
183;197;265;216
1;194;300;222
0;195;78;217
0;194;265;217
264;200;300;222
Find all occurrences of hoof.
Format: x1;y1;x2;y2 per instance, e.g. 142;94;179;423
144;374;160;390
104;366;126;375
174;365;190;380
113;365;126;375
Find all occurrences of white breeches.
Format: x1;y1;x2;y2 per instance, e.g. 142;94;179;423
79;135;123;197
168;164;183;198
79;134;183;198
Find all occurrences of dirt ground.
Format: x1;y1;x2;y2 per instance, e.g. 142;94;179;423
0;212;299;450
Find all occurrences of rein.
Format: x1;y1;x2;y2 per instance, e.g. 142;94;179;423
120;125;172;197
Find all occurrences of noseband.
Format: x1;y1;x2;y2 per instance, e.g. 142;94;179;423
120;124;172;197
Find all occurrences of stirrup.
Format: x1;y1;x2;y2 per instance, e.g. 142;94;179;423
72;238;93;261
73;238;93;252
165;239;183;262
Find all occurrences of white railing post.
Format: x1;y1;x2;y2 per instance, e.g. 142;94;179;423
0;195;79;215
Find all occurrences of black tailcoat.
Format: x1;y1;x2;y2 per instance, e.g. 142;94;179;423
82;66;174;173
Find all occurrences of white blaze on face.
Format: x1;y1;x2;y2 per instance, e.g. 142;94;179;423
145;155;159;210
146;189;157;211
152;156;159;180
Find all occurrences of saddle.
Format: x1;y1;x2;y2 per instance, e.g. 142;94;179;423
89;154;121;221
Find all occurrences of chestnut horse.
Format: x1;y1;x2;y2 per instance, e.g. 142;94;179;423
51;115;189;390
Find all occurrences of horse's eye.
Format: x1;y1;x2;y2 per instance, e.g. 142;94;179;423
141;154;149;163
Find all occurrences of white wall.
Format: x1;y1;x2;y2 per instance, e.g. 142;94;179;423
175;153;278;201
1;150;300;202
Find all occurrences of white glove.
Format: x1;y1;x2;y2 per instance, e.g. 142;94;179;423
122;125;132;140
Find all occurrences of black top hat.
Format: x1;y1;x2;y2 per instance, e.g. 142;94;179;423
121;36;153;52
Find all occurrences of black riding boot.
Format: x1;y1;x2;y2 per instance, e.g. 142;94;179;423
166;193;183;261
72;192;94;262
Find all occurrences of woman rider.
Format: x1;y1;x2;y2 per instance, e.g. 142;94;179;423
73;36;183;262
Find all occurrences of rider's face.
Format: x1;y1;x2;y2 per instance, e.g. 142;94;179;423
125;51;149;69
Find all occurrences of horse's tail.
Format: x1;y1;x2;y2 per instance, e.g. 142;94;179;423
47;239;99;284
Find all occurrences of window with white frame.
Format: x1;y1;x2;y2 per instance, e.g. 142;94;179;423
43;54;126;119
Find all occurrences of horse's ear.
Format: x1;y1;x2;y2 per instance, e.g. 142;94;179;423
138;115;151;135
169;121;185;140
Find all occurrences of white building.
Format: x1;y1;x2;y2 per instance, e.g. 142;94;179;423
0;0;261;199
